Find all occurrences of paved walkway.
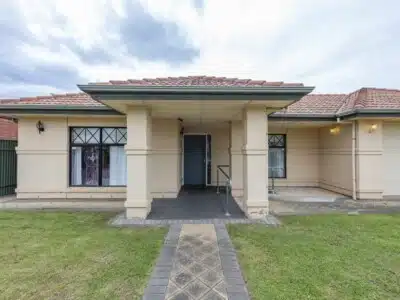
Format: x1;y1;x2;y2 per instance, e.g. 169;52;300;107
142;224;250;300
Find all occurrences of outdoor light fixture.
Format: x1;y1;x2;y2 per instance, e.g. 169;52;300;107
36;121;45;134
178;118;184;135
329;126;340;135
369;123;378;133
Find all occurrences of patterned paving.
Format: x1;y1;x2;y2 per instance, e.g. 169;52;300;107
110;213;280;227
142;223;250;300
166;224;228;300
141;223;250;299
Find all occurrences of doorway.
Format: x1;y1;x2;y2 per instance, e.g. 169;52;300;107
183;134;211;187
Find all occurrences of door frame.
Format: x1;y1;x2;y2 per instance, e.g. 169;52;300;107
181;133;211;186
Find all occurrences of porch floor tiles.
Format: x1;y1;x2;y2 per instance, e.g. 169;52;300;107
142;224;251;300
148;188;246;220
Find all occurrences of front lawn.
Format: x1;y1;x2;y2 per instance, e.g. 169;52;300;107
0;212;167;300
229;215;400;300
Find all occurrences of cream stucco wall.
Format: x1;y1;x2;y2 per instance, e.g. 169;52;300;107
16;116;127;199
356;120;384;199
151;118;181;198
269;126;319;187
16;116;195;200
383;121;400;198
318;124;353;196
230;124;320;199
15;115;324;201
16;115;394;202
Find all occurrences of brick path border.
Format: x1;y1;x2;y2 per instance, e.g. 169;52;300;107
215;223;251;300
142;224;182;300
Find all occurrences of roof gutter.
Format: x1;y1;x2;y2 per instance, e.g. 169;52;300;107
269;113;336;121
78;84;315;94
337;109;400;120
269;109;400;121
78;84;315;101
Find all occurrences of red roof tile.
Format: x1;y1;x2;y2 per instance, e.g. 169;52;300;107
89;75;304;87
0;93;101;107
337;88;400;114
274;94;347;115
0;118;17;140
1;79;400;118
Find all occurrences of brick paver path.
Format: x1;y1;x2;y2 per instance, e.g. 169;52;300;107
142;224;250;300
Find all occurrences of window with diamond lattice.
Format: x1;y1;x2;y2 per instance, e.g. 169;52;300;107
268;134;286;178
70;127;127;186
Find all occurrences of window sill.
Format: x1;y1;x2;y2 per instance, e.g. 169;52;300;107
67;186;126;192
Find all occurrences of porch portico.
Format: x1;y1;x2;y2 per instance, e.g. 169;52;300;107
79;81;314;219
123;103;270;219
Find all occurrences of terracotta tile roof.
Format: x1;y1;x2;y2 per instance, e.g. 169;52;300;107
0;118;17;140
89;76;304;87
273;94;347;115
1;82;400;118
0;93;101;107
337;88;400;114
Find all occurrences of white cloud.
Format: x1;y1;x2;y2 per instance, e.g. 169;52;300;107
1;0;400;97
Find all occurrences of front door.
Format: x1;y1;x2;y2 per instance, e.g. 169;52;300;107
184;135;206;186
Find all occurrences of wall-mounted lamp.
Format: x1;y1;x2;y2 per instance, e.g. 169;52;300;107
36;121;45;134
369;123;378;133
329;126;340;135
178;118;184;135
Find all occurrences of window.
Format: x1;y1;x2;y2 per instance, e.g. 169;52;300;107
268;134;286;178
70;127;127;186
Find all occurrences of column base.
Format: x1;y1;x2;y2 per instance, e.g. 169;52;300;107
246;201;269;219
356;191;383;200
125;205;150;219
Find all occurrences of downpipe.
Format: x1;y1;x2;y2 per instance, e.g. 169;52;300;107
352;120;357;200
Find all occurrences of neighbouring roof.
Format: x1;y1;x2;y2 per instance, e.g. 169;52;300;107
89;76;304;87
0;117;17;140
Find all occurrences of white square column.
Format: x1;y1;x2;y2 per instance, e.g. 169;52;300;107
242;107;269;218
229;121;244;199
125;106;152;219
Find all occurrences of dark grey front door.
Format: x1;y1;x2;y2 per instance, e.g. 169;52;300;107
184;135;206;186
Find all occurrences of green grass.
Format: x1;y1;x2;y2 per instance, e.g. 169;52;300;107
0;212;167;300
228;215;400;300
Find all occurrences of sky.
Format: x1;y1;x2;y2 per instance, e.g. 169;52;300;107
0;0;399;98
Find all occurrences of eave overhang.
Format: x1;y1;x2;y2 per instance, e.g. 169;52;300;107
337;109;400;120
77;84;315;101
269;113;336;121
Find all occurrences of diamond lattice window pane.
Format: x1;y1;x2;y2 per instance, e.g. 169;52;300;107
268;134;285;147
116;128;127;144
102;128;116;144
85;128;101;144
71;128;85;144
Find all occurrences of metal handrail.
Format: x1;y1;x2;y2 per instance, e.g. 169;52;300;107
268;167;285;194
216;164;231;216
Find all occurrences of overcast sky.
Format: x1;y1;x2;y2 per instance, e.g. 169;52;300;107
0;0;399;98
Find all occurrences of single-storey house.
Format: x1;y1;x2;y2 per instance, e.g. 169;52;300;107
0;76;399;219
